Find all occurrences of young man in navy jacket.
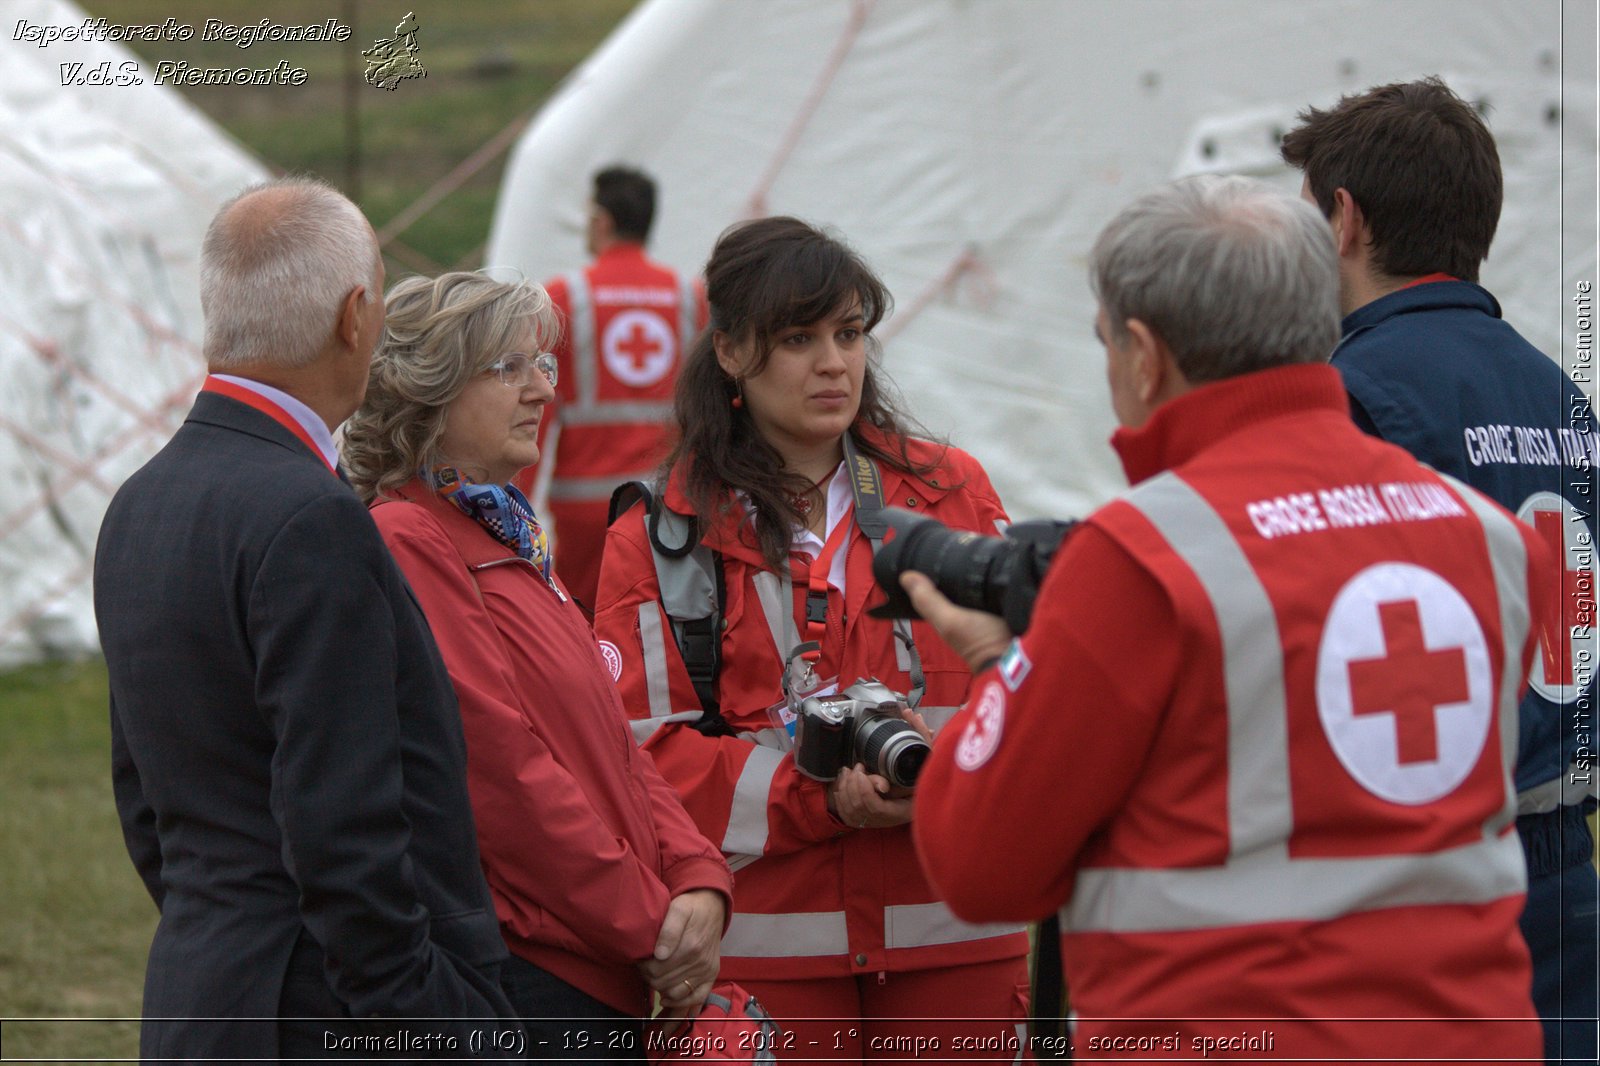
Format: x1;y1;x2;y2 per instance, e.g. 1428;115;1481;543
1283;77;1598;1066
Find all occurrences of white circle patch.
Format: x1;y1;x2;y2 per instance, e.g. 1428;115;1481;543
955;682;1006;771
1516;490;1596;705
597;640;623;682
1316;563;1492;805
602;310;676;387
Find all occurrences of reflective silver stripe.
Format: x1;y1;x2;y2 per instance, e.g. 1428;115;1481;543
678;275;700;353
1010;1023;1027;1065
1441;474;1530;834
565;270;596;408
720;910;850;958
1064;472;1531;935
547;471;657;502
723;744;784;857
736;726;794;752
1068;833;1525;933
883;902;1026;949
752;570;799;663
630;711;701;746
1518;766;1600;814
638;603;673;718
917;705;961;733
726;853;761;873
1133;473;1292;860
557;400;675;426
528;419;560;515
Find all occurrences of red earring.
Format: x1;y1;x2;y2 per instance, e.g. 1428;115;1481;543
731;394;743;409
731;381;744;409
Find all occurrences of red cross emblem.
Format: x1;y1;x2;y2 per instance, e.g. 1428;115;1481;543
602;309;675;387
1347;600;1470;764
615;321;663;371
1317;562;1492;804
1517;492;1597;703
956;682;1006;772
1532;507;1595;688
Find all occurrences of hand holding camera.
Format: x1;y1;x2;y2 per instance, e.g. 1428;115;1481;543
822;704;933;829
828;760;913;830
794;679;934;790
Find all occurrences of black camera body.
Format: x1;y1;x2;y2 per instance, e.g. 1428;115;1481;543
792;679;930;790
869;507;1077;634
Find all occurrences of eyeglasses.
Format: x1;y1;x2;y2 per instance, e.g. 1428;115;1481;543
488;351;558;389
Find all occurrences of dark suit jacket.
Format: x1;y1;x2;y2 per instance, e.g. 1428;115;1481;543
94;391;515;1060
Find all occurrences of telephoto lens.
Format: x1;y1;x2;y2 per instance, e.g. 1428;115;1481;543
869;507;1077;633
868;509;1012;620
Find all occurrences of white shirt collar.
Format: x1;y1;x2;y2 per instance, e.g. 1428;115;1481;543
791;462;854;554
792;463;854;593
212;374;341;470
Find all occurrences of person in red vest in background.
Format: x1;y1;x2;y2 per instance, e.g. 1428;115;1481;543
516;165;709;610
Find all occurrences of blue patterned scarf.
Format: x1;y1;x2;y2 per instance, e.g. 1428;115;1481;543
426;465;553;584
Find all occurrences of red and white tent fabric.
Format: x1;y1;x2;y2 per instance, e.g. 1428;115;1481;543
0;0;266;665
488;0;1596;525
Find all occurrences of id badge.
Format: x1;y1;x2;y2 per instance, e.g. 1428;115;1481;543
768;673;839;740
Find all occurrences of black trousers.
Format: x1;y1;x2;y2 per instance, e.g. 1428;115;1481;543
277;930;513;1063
500;953;646;1063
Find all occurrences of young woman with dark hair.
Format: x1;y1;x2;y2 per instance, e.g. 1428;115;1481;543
595;217;1030;1057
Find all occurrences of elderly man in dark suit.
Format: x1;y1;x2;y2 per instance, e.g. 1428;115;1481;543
94;178;518;1061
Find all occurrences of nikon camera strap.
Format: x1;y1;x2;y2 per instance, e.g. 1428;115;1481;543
838;434;924;708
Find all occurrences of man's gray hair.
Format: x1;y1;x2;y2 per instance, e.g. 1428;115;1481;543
1089;174;1340;381
201;177;379;370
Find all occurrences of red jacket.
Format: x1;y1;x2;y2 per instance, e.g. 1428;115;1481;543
372;479;732;1015
594;433;1029;981
915;366;1545;1061
516;243;709;608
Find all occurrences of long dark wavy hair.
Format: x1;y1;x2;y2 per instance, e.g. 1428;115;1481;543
667;216;937;566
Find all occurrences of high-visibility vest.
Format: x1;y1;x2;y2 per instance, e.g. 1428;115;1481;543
536;263;702;510
1064;470;1531;939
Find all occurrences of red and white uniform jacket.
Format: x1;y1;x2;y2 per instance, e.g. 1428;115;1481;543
517;243;709;608
915;366;1547;1062
372;479;732;1015
595;433;1030;981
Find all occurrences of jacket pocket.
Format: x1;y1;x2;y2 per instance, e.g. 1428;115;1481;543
430;908;508;969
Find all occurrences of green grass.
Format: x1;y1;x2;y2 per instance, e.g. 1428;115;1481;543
0;658;151;1061
2;5;639;1057
79;0;640;270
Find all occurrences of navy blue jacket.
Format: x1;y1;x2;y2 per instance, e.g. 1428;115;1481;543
1333;281;1597;801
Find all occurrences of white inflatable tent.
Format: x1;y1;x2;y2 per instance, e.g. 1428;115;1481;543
0;0;268;666
488;0;1598;529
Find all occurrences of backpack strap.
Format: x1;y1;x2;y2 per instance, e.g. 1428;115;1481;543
608;480;731;736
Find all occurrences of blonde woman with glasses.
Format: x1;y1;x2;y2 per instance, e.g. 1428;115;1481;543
343;272;732;1061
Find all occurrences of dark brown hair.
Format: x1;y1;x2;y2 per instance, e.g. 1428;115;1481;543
1279;76;1501;282
593;165;655;243
667;216;933;566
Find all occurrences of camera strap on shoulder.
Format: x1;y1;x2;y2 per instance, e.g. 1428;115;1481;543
840;435;925;709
